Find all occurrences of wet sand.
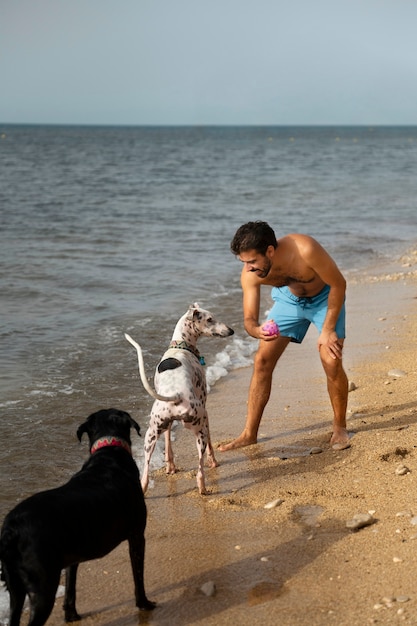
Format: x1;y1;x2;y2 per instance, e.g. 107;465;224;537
20;254;417;626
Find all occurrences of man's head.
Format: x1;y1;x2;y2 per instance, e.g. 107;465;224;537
230;221;277;278
230;221;277;256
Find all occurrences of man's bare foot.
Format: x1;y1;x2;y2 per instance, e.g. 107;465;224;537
330;427;351;451
218;432;257;451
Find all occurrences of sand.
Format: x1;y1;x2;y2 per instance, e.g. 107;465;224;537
21;254;417;626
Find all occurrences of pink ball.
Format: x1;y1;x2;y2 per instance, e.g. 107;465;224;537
262;320;280;336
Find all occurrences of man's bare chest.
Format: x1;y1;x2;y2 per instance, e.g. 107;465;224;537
263;269;324;297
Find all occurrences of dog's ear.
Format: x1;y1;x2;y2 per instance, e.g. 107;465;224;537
192;308;203;322
186;304;198;322
76;421;89;442
128;415;142;438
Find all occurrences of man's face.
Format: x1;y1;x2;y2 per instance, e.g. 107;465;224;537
238;248;272;278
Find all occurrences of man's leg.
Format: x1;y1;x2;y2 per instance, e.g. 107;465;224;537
219;336;291;451
319;341;350;450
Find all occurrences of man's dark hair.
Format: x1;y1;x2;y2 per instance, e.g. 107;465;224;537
230;221;277;256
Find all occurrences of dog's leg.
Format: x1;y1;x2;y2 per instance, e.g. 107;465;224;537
27;570;60;626
164;424;176;475
63;564;81;622
195;448;207;495
141;423;160;494
203;411;219;469
5;568;26;626
194;427;208;495
128;534;156;611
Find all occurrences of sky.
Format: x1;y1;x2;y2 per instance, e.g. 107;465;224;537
1;0;417;126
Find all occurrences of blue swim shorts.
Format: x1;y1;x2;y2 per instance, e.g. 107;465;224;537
270;284;346;344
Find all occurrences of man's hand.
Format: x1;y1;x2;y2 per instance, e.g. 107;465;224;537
318;330;343;359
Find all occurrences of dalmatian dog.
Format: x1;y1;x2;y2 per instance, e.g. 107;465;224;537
125;303;234;495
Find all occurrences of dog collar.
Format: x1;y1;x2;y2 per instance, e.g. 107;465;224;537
168;340;205;365
90;436;131;455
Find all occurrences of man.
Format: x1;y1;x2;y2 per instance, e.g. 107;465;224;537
219;220;350;452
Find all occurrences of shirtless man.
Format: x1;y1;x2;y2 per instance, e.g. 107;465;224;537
219;221;350;452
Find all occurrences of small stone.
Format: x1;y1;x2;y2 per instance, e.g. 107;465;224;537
410;517;417;526
388;369;407;378
396;596;409;603
260;556;269;562
200;581;216;597
393;556;403;563
396;511;413;518
348;381;357;392
346;513;375;530
309;447;323;455
264;498;284;509
395;464;410;476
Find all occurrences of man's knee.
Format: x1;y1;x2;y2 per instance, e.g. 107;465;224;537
254;348;278;374
255;337;289;372
321;356;346;382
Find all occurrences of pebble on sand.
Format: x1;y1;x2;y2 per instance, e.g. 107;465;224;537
395;464;410;476
309;447;323;455
388;369;407;378
346;513;376;530
396;510;413;518
379;595;410;607
200;581;216;597
264;498;284;509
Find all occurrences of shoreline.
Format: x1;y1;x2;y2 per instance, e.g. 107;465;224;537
7;257;417;626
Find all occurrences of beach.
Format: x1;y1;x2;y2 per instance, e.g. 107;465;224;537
13;252;416;626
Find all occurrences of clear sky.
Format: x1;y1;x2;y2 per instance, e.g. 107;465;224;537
1;0;417;126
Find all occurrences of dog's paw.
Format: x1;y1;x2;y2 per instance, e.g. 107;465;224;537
64;609;82;622
138;598;157;611
165;462;177;475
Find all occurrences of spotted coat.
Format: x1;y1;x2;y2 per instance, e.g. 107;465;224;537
127;303;234;495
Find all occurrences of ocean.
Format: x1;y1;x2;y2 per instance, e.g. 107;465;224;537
0;125;416;613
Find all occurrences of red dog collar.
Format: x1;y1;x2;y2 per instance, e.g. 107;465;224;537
90;436;131;455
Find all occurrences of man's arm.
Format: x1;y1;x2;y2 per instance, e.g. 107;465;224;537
241;269;262;339
298;236;346;358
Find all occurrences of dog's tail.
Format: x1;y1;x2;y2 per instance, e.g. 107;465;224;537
124;333;182;403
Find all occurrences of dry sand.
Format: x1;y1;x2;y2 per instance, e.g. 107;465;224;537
22;254;417;626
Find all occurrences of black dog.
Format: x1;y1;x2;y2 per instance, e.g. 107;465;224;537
0;408;155;626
